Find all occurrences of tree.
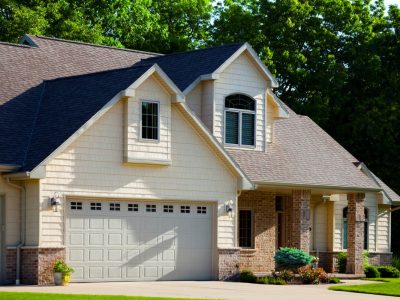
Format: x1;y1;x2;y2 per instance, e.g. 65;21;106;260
0;0;212;52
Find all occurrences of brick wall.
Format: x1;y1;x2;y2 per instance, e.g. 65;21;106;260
5;247;65;285
238;191;276;273
291;190;311;252
218;248;240;281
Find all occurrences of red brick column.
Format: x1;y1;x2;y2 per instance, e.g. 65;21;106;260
346;193;365;274
291;190;311;252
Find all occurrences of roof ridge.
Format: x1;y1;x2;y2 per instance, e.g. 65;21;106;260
0;41;33;49
44;64;151;84
143;42;246;60
28;35;162;56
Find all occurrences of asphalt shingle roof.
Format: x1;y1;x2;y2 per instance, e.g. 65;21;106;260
0;35;398;201
137;43;244;91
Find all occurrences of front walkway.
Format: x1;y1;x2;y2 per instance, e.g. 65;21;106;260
0;280;396;300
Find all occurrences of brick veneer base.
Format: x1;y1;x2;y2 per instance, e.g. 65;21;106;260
369;253;392;266
238;191;276;273
218;248;240;281
6;247;65;285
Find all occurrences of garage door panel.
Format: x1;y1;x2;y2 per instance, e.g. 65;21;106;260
67;200;213;282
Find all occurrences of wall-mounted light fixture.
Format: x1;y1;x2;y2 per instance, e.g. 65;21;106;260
49;192;62;212
225;203;233;214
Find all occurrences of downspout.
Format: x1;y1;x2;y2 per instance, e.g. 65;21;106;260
5;178;26;285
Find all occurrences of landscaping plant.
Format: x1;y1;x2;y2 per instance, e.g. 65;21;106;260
274;247;313;270
377;266;400;278
298;266;327;284
240;270;257;283
336;250;370;273
392;255;400;271
365;265;380;278
53;259;74;285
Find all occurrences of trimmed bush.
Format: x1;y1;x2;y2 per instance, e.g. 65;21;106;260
240;270;257;283
279;270;295;283
327;276;341;284
377;266;400;278
392;255;400;271
274;247;313;270
365;265;380;278
337;250;369;273
336;252;347;273
265;276;286;285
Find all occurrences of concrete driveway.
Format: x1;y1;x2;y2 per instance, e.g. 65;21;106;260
0;280;396;300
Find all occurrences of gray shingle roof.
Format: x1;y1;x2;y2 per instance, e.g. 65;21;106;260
227;113;399;197
0;35;398;201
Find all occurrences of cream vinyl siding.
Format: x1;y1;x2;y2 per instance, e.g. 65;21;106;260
186;83;202;118
0;177;20;245
266;99;274;143
201;80;214;133
124;75;171;163
333;193;378;252
40;81;237;248
311;197;328;252
214;53;266;151
377;205;391;252
24;180;40;246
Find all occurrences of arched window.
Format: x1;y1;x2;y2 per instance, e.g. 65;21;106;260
224;94;255;146
342;207;369;250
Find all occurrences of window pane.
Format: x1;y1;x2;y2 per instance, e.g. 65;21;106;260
141;102;159;140
225;94;255;111
239;210;252;248
241;113;255;145
225;111;239;144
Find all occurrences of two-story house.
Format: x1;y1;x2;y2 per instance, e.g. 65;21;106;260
0;35;398;285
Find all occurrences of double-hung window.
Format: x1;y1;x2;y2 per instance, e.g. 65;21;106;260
224;94;255;146
342;207;369;250
141;101;159;140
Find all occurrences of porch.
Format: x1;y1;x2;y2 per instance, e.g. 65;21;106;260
237;189;371;275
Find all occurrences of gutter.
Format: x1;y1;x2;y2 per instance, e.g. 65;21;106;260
0;164;20;173
4;178;26;285
254;181;382;193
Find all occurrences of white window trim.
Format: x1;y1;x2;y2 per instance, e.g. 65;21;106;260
223;108;256;149
139;99;161;143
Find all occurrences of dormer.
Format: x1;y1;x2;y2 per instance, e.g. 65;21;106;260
184;43;288;152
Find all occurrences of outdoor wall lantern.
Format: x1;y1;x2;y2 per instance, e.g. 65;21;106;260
50;192;62;212
225;203;233;214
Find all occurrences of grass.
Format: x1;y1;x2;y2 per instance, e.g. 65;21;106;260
0;292;209;300
329;278;400;297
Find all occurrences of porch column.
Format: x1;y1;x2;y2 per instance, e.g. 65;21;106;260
346;193;365;274
291;189;311;252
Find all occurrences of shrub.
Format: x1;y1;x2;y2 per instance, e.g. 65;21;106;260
298;266;326;284
337;251;369;273
240;270;257;283
279;270;295;283
265;276;286;285
392;255;400;271
336;252;347;273
327;276;341;284
364;265;380;278
377;266;400;278
274;247;314;270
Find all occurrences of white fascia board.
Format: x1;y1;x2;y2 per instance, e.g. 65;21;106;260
183;74;219;95
128;64;185;103
213;43;279;88
175;102;254;190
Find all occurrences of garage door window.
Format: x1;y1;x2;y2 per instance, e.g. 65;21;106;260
90;203;102;210
146;204;156;212
70;202;82;210
110;203;120;211
181;206;190;213
197;206;207;214
163;205;174;213
128;203;139;212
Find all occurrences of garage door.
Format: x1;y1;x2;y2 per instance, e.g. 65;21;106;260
66;200;213;282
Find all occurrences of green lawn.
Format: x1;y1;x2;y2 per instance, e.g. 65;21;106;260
0;292;208;300
329;278;400;297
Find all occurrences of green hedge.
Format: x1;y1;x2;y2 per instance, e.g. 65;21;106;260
274;247;313;270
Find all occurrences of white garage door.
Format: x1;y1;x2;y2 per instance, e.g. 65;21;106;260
66;200;213;282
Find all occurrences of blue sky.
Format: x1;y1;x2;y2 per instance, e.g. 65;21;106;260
385;0;399;7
